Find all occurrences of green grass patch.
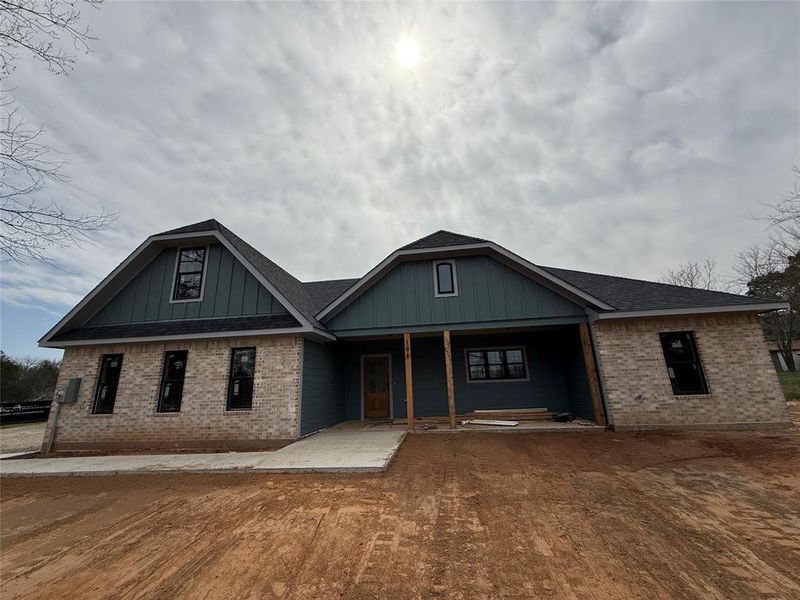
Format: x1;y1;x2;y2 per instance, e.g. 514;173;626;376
777;371;800;401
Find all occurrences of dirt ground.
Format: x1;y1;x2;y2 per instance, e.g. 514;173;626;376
2;419;799;599
0;422;45;454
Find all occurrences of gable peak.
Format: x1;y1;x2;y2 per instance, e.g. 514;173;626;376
400;230;488;251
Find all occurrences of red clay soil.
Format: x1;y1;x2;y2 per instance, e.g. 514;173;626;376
2;426;799;599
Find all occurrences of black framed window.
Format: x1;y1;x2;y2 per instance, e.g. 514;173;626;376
92;354;123;414
434;261;457;296
659;332;709;395
173;247;206;300
227;348;256;410
467;348;527;381
157;350;188;413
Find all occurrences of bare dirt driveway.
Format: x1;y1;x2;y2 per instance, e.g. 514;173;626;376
2;424;799;599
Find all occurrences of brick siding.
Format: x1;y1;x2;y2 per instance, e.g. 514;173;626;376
43;334;302;452
592;313;789;428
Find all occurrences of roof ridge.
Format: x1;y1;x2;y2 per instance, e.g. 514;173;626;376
542;265;748;297
400;229;488;251
157;219;221;236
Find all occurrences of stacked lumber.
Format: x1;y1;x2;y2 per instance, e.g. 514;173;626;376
458;408;554;421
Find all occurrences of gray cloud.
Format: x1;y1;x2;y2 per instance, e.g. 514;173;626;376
2;1;798;317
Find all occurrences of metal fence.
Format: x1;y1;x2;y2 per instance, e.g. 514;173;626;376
0;400;52;424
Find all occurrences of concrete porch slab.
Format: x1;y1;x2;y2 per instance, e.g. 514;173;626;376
0;430;407;478
331;418;604;434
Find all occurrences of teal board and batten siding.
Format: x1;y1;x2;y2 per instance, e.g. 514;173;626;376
340;328;592;419
88;245;289;325
324;255;585;332
300;339;345;436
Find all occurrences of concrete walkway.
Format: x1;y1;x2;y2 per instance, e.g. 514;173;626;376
0;430;406;477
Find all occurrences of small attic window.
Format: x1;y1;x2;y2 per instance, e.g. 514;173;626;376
172;246;207;302
433;260;458;297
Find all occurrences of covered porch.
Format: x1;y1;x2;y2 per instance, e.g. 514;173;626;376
333;323;607;431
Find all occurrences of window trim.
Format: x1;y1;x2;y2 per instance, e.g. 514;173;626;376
433;259;458;298
156;350;188;413
463;346;530;384
92;353;124;414
226;347;257;411
658;331;710;396
169;245;210;304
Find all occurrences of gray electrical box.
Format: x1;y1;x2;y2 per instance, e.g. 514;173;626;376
63;378;81;403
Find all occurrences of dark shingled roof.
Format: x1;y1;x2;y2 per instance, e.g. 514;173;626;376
542;266;772;311
158;219;221;236
50;314;301;342
302;278;360;314
151;222;775;324
400;230;488;251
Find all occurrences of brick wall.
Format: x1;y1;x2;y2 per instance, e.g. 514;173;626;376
43;334;303;452
593;313;790;428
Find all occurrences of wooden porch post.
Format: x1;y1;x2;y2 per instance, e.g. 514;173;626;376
578;322;607;427
404;333;414;431
443;330;456;429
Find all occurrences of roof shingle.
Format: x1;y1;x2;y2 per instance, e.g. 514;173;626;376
400;230;488;251
542;266;773;311
51;314;301;342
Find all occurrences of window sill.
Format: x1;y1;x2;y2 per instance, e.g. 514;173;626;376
153;411;181;417
466;378;530;384
672;393;712;398
225;409;253;414
88;413;115;418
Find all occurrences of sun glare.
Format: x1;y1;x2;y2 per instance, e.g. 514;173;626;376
394;37;420;69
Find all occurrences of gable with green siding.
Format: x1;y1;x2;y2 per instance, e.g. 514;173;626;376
88;244;289;325
324;255;584;332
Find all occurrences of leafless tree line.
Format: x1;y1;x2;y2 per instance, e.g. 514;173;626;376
662;166;800;370
1;0;113;264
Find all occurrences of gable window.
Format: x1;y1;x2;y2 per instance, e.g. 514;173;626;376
227;347;256;410
434;260;458;297
172;247;207;301
93;354;123;414
466;348;527;382
157;350;188;413
659;331;709;395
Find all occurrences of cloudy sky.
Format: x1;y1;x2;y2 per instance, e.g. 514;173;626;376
1;1;798;358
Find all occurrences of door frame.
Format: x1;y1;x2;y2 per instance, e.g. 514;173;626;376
360;353;393;420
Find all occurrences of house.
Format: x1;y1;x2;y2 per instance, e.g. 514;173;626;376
39;220;790;452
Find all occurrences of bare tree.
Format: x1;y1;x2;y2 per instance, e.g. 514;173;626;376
0;0;113;263
735;168;800;371
764;165;800;246
661;257;721;290
732;242;787;292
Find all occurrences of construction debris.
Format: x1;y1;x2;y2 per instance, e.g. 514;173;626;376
552;413;575;423
460;419;519;427
473;408;547;414
417;423;438;431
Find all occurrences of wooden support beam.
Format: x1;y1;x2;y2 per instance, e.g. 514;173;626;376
404;333;414;431
578;322;607;427
443;330;457;429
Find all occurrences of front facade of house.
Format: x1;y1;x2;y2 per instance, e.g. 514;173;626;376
40;221;790;452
